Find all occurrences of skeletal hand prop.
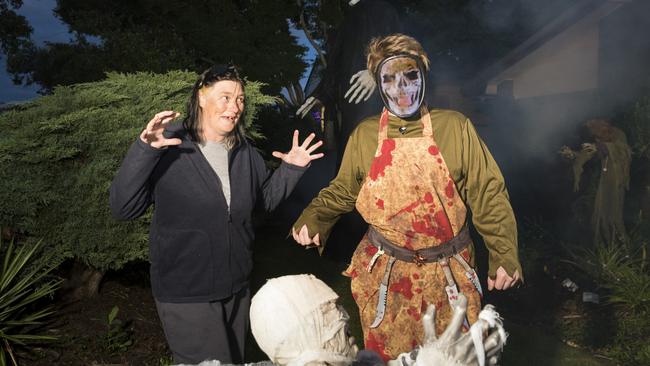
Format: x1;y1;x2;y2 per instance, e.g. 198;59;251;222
389;294;507;366
559;145;592;191
296;96;323;119
558;145;576;160
344;69;377;104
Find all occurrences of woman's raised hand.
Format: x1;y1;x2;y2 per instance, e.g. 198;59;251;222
272;130;324;167
140;111;183;149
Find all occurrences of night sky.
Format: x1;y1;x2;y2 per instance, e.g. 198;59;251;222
0;0;73;103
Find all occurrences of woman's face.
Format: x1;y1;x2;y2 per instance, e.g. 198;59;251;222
198;79;245;140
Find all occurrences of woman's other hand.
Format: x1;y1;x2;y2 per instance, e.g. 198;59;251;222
140;111;183;149
272;130;324;167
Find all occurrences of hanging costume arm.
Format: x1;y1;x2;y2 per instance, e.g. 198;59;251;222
571;145;597;192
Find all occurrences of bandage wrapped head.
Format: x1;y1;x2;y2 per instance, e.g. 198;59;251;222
250;274;358;366
376;54;426;118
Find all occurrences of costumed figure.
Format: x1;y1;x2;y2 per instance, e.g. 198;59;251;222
110;65;323;364
559;118;631;245
297;0;402;159
291;34;522;360
176;274;507;366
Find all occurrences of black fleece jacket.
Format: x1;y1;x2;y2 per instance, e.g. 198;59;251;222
110;124;307;302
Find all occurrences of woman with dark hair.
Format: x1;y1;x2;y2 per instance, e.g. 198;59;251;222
110;65;323;364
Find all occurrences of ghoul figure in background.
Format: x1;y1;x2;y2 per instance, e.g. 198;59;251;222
292;34;521;361
560;118;631;245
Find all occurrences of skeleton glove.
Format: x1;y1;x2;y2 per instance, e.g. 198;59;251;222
390;294;507;366
344;69;377;104
296;96;323;119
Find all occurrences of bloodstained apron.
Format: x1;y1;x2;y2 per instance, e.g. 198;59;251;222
344;108;481;361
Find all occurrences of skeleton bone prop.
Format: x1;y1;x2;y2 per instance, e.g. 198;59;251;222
389;294;507;366
344;69;377;105
297;69;376;119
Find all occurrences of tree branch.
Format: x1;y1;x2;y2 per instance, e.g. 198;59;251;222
298;9;327;68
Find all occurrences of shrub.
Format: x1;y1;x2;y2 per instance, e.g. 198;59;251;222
563;228;650;365
0;71;275;273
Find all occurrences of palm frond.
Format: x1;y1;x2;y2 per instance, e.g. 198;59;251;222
0;238;61;364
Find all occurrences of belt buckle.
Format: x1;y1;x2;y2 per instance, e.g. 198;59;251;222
413;251;426;266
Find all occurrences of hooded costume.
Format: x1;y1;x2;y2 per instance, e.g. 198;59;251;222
571;126;631;245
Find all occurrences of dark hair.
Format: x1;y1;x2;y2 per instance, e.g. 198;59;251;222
183;64;246;149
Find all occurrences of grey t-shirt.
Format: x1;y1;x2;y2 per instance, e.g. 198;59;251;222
198;141;230;207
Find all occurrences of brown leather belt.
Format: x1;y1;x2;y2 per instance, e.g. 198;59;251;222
367;225;471;266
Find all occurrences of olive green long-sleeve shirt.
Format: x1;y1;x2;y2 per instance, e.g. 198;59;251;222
294;109;522;278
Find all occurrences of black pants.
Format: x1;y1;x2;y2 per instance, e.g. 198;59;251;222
155;287;250;364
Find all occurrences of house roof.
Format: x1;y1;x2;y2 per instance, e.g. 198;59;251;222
462;0;630;96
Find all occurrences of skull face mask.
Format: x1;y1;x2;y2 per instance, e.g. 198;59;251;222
376;54;425;118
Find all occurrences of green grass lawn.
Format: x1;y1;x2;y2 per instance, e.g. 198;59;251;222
248;224;615;366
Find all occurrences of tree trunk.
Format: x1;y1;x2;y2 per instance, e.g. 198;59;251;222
62;260;105;301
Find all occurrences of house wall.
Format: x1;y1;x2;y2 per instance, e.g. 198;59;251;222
458;1;648;219
485;2;625;99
